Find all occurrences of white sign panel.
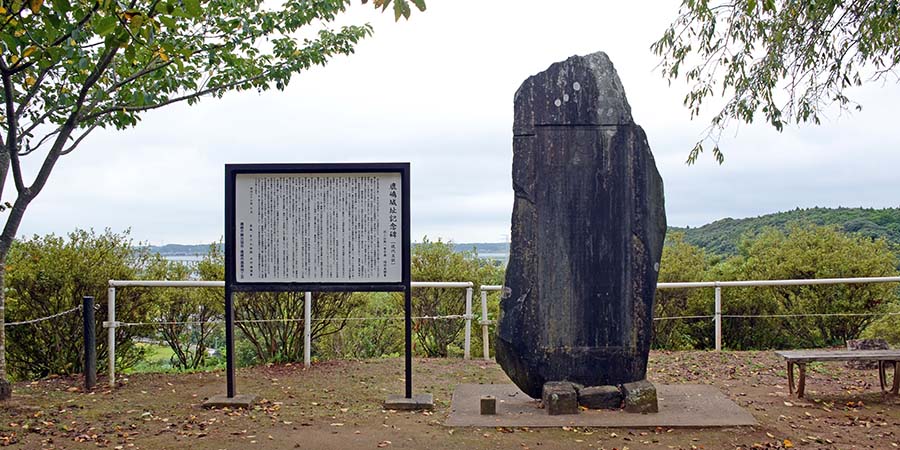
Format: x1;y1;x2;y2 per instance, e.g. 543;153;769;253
234;172;402;283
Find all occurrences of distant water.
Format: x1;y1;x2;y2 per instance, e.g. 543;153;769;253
164;255;205;263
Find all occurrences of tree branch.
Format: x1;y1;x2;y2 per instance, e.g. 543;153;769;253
81;72;268;122
20;129;61;157
60;123;100;156
1;65;25;194
28;46;119;196
15;63;56;119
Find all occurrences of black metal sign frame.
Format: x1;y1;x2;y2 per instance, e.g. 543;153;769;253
224;162;412;399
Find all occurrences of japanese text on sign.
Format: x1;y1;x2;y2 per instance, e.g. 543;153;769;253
234;172;402;283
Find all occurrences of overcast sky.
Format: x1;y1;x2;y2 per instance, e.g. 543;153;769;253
9;1;900;245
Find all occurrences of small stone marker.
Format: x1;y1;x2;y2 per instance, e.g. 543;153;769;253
542;381;578;415
383;393;434;411
577;385;623;410
480;395;497;415
622;380;658;414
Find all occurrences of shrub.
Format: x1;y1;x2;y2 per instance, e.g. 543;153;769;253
5;229;155;379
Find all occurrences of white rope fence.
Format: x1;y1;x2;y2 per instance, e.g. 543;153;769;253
101;276;900;385
475;276;900;358
3;304;86;327
653;314;715;321
105;280;476;387
113;314;475;327
721;312;900;319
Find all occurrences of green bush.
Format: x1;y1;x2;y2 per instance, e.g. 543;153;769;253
861;304;900;346
315;292;404;359
5;229;157;380
148;244;225;371
410;237;504;357
653;233;714;350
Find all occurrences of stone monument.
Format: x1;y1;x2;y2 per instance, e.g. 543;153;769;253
496;51;667;401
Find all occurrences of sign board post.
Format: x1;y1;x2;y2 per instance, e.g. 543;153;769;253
205;163;429;409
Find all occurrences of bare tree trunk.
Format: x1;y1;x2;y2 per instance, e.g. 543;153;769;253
0;195;39;400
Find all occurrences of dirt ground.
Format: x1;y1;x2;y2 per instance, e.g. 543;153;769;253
1;351;898;449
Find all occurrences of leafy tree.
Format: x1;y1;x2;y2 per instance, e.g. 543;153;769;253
861;303;900;345
317;292;404;359
653;1;900;163
0;0;425;398
719;225;898;349
235;290;365;364
148;244;224;370
410;237;504;357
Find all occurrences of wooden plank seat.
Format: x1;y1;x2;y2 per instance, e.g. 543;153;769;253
775;350;900;398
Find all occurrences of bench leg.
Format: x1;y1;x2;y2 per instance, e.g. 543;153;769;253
879;361;887;391
787;361;795;395
892;362;899;395
797;363;806;398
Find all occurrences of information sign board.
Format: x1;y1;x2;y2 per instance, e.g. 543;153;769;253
221;163;413;400
225;163;410;291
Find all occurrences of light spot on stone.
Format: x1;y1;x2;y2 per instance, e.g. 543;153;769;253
554;99;562;107
654;262;660;272
573;82;581;91
563;94;570;102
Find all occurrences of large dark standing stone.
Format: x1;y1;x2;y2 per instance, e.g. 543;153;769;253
496;51;667;399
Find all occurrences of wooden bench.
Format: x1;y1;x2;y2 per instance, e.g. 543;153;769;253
775;350;900;398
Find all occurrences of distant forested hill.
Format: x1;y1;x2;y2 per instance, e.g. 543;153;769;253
671;207;900;256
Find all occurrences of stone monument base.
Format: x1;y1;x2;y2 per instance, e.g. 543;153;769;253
539;379;657;415
445;383;756;427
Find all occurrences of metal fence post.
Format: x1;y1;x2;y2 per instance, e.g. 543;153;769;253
107;286;116;388
83;296;96;390
464;287;473;359
304;291;311;368
714;284;722;351
481;289;490;361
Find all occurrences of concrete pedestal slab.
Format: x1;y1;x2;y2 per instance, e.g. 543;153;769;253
446;384;756;427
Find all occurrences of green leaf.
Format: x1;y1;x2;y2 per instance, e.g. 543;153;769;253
95;15;117;36
129;14;144;33
411;0;425;11
393;0;403;21
183;0;201;18
746;0;756;14
159;15;176;29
